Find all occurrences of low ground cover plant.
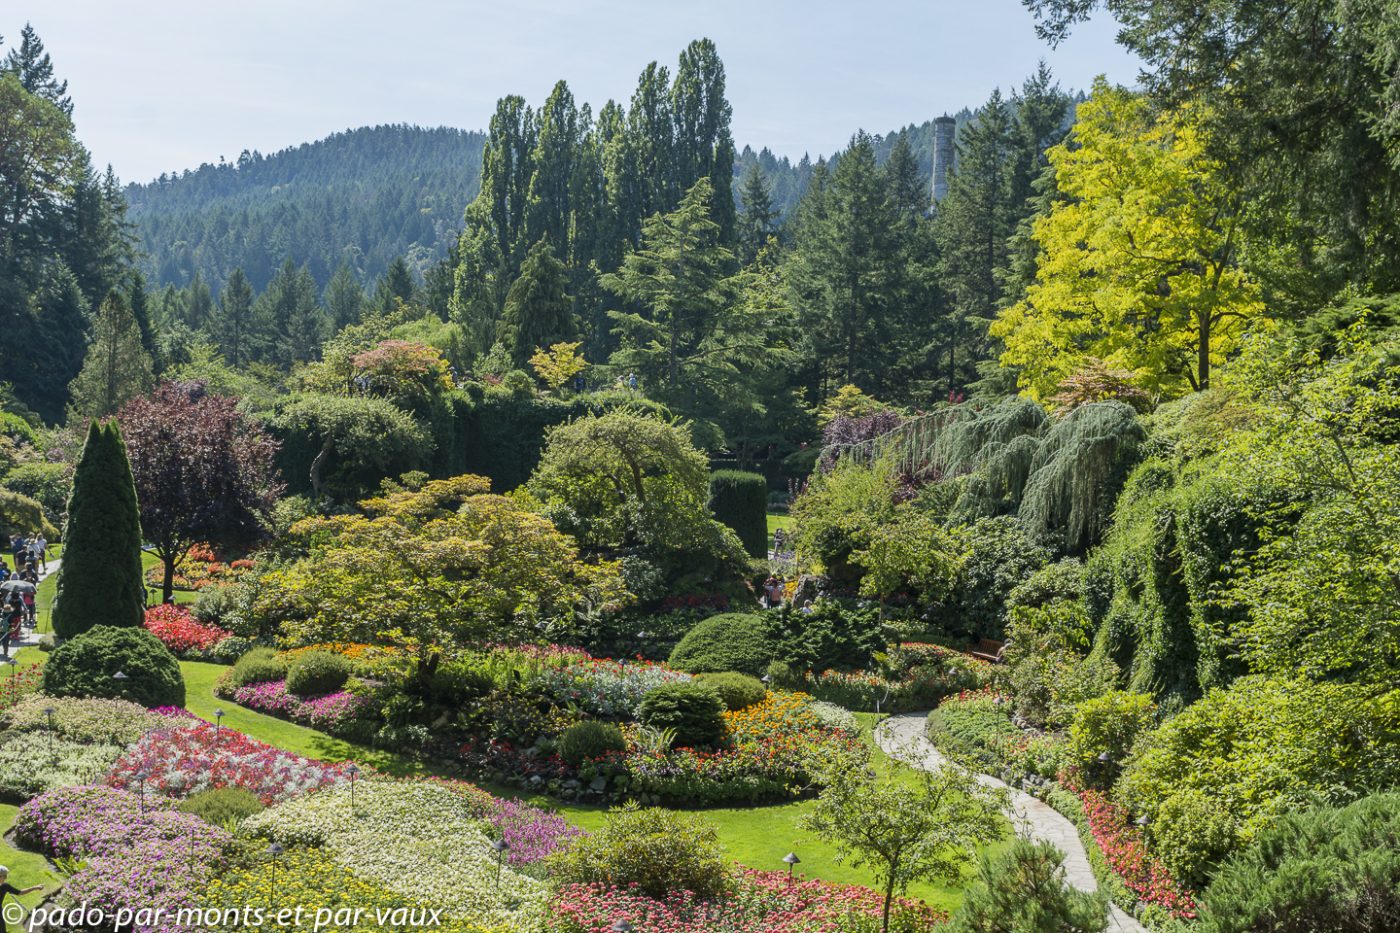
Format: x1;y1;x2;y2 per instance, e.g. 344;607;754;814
2;694;169;745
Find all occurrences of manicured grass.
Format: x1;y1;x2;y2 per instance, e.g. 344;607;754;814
766;512;794;537
183;660;999;911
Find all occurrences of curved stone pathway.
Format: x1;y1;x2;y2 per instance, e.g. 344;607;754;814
876;712;1146;933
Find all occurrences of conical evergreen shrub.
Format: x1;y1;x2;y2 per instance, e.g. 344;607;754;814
52;420;146;639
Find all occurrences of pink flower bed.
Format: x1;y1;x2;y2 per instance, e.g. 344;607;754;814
143;604;229;654
1065;775;1197;919
108;718;354;804
550;871;945;932
232;678;368;732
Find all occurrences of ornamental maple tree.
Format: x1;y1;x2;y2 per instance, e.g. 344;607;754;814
119;381;283;602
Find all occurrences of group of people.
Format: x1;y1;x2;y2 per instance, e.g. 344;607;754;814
1;533;45;658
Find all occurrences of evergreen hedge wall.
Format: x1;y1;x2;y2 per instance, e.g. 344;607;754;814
708;470;768;557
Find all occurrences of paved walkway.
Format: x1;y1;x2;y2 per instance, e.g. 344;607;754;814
876;712;1146;933
13;557;60;648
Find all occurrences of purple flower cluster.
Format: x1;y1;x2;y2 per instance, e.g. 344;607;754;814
486;797;583;866
232;679;368;732
14;785;231;933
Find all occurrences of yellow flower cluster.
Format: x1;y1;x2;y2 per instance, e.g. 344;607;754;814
722;690;826;741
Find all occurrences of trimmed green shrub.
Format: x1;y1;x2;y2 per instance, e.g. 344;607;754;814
51;421;145;638
1198;793;1400;933
177;787;265;826
638;682;726;748
696;672;767;710
669;613;774;676
285;650;351;697
547;803;730;899
229;647;287;687
557;721;627;766
43;625;184;708
708;470;768;557
1063;690;1156;789
950;838;1109;933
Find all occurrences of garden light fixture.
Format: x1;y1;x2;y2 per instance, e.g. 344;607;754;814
214;708;224;745
783;851;801;884
347;763;360;811
267;842;284;906
135;769;149;814
43;706;55;758
491;837;510;891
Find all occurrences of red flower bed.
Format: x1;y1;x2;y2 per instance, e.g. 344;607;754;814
1062;772;1197;919
550;870;945;932
143;604;229;654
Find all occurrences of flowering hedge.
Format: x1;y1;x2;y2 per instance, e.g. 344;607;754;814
533;656;691;718
108;717;354;803
144;604;230;655
3;694;169;744
230;678;369;732
15;785;232;933
243;780;549;928
1064;774;1197;919
548;870;946;933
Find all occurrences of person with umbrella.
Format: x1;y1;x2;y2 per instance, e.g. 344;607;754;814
1;595;22;658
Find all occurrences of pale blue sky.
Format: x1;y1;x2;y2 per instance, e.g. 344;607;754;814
16;1;1139;184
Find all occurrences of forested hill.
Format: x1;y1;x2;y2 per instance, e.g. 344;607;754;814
125;124;486;294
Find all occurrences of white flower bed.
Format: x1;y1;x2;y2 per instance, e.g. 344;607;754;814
244;780;548;929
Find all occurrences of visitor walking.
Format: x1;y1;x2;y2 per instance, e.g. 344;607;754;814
0;865;43;931
1;597;22;658
31;534;46;573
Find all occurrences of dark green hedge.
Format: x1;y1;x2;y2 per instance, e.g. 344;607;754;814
708;470;768;557
669;613;775;676
43;625;185;708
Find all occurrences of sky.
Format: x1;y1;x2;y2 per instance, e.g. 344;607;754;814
14;1;1141;185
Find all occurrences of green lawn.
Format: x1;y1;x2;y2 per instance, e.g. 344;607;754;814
181;661;997;911
766;512;794;537
0;803;62;909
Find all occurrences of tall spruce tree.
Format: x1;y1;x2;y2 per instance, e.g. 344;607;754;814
51;420;146;638
498;239;575;367
323;262;365;329
737;162;776;263
213;267;257;365
67;292;154;419
5;24;71;115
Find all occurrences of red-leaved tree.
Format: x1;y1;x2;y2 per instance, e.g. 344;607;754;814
120;381;283;602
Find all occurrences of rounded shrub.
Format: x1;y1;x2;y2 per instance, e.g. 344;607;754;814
177;787;265;827
638;682;726;749
668;613;773;676
557;721;627;766
547;803;730;899
708;470;768;557
1063;689;1156;788
696;672;766;710
43;625;184;708
229;647;287;688
285;650;351;697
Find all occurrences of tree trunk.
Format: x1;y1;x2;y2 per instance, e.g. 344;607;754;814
882;877;895;933
1197;309;1211;391
162;554;175;605
309;433;335;500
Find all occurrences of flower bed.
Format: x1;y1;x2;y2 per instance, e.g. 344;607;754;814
2;694;169;744
0;733;123;800
532;655;691;718
610;693;862;806
15;785;232;933
243;780;549;927
1064;774;1197;920
108;716;354;803
548;870;946;933
144;603;230;654
0;664;43;712
230;678;369;732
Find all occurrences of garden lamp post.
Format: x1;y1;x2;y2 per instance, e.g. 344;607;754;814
490;838;509;892
112;670;128;701
347;764;359;812
43;706;55;759
5;657;15;700
135;769;149;815
267;843;284;907
214;708;224;745
782;852;801;885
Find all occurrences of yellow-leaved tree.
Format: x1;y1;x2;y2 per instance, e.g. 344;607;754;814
992;79;1266;400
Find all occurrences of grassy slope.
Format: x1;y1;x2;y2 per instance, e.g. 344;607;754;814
181;661;997;911
766;512;794;538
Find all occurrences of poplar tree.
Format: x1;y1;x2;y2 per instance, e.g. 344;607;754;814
52;420;146;639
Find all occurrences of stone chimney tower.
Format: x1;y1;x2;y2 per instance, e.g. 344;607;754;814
931;115;956;207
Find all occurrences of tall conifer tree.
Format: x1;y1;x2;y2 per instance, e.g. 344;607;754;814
52;420;146;638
